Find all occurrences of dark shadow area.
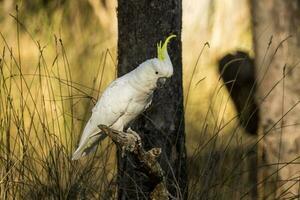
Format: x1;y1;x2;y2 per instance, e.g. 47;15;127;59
218;51;259;135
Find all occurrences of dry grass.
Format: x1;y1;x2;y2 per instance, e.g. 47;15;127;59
0;1;262;199
0;3;118;199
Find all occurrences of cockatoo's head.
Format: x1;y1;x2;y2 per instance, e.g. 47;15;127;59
150;35;176;87
133;35;176;90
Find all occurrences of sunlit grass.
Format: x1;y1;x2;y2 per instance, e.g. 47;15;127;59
0;2;260;199
0;5;118;199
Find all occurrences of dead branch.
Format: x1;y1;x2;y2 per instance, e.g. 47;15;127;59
98;124;169;200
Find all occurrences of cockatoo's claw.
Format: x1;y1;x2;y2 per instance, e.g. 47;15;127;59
127;127;134;133
121;146;126;158
127;127;142;147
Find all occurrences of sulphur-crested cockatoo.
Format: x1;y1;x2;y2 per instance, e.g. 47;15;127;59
72;35;176;160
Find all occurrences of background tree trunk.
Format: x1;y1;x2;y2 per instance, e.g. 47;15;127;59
251;1;300;198
117;0;187;199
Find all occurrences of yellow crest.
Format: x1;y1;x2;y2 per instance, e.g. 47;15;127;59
157;35;176;60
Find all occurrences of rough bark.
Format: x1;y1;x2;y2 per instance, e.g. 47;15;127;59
117;0;187;199
251;1;300;199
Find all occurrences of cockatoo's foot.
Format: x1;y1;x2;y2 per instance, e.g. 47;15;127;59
127;127;142;148
98;125;142;156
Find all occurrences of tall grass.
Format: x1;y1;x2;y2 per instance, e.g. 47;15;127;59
0;21;255;199
0;2;297;200
186;34;300;199
0;7;118;199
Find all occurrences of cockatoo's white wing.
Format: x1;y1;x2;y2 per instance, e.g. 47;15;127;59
72;77;133;160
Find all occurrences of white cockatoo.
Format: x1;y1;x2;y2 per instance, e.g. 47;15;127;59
72;35;176;160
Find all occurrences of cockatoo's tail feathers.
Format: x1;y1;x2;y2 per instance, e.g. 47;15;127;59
72;148;85;160
72;142;97;160
72;132;107;160
157;34;176;61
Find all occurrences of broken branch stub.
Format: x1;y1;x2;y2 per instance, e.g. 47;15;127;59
98;124;169;200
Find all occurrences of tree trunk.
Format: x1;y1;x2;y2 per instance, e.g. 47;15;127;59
117;0;187;199
251;1;300;199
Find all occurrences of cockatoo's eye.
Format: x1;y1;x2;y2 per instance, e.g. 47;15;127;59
155;71;159;75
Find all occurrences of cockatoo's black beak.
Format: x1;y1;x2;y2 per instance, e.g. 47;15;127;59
157;77;167;88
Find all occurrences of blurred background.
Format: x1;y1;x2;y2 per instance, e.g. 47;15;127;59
0;0;259;199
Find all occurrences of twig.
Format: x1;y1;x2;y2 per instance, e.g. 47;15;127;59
98;124;170;200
